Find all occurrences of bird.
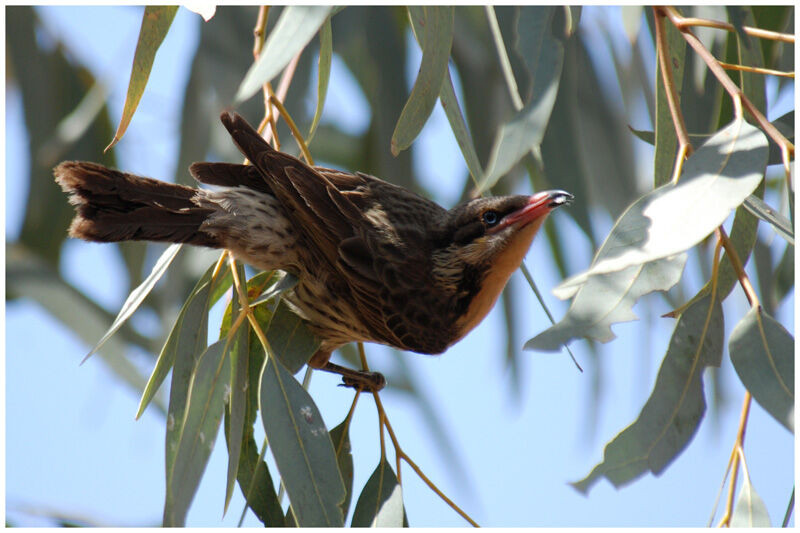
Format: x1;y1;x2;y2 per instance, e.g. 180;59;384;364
55;111;572;391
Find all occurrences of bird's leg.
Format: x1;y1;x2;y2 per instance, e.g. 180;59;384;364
321;362;386;392
307;349;385;392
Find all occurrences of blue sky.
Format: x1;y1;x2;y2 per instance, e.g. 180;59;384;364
6;5;795;527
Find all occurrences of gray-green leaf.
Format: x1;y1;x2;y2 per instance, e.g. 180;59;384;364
236;6;334;103
391;6;454;155
351;459;408;527
260;358;345;526
558;117;768;293
572;295;723;493
730;475;772;527
163;339;231;526
729;306;794;432
526;254;687;351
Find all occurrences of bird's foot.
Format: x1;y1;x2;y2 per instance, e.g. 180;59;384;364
320;361;386;392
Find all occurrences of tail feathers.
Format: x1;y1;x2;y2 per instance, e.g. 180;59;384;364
189;161;273;195
55;161;219;246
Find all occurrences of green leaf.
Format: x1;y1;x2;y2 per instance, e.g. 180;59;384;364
730;476;772;527
136;262;229;419
743;194;794;245
351;459;408;527
265;300;321;374
106;6;178;151
259;358;345;526
407;7;484;183
329;419;355;519
83;243;181;364
572;295;724;493
729;306;794;432
249;272;298;308
653;18;685;187
558;117;768;293
236;6;334;103
223;262;248;515
479;7;564;192
307;16;332;144
526;254;687;351
163;339;231;526
391;6;454;155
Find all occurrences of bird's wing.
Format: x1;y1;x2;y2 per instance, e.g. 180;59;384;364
220;112;413;347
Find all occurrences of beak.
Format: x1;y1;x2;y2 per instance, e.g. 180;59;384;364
488;190;573;234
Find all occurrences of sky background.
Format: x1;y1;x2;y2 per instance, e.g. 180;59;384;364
6;5;795;527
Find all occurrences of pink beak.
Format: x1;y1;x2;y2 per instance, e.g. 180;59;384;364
488;190;573;234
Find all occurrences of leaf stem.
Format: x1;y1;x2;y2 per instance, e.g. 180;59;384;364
653;7;693;174
659;7;794;158
716;61;795;78
666;13;794;44
269;94;315;165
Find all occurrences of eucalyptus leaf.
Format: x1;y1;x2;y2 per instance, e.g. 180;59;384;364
83;243;181;363
259;358;345;526
558;117;768;293
136;261;229;419
479;7;564;192
236;6;333;103
730;476;772;527
163;339;231;526
223;261;249;515
729;306;794;432
351;459;408;527
107;6;178;151
329;419;355;519
307;16;332;144
572;295;723;493
743;194;794;245
527;254;687;351
391;6;454;155
264;300;321;374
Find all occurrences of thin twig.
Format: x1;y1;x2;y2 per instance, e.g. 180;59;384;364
659;7;794;159
269;95;314;165
653;7;693;170
717;61;795;78
668;14;794;44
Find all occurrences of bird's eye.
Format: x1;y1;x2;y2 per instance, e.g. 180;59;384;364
482;210;499;227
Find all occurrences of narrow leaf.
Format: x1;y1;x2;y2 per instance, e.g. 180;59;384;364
730;476;772;527
163;340;231;526
408;6;484;183
572;295;724;493
559;117;768;293
106;6;178;151
329;419;355;519
260;358;345;526
729;306;794;432
351;459;408;527
526;254;687;351
743;194;794;245
653;19;685;187
136;261;229;418
391;6;454;155
307;17;332;144
236;6;333;103
478;7;564;192
223;262;249;515
249;272;298;308
265;300;321;374
83;243;181;363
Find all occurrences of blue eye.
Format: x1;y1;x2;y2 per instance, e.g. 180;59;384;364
482;210;499;226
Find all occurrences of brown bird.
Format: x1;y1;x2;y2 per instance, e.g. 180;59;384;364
55;112;572;390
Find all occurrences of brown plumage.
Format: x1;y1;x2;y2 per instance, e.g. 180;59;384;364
55;112;572;390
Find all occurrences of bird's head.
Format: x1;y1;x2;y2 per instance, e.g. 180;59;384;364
432;190;573;343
